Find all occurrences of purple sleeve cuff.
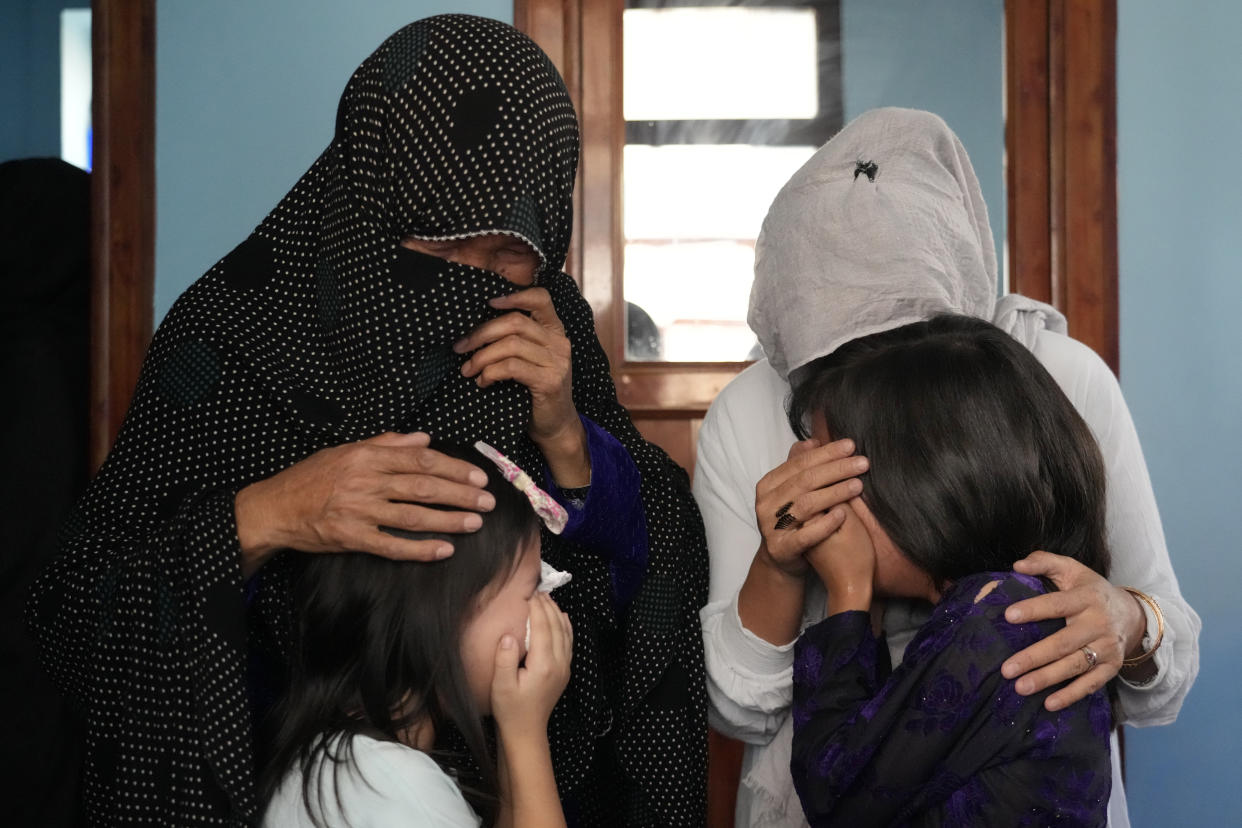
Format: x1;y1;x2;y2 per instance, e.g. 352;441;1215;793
543;415;649;610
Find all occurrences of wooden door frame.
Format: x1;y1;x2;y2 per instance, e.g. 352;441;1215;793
90;0;156;471
1007;0;1119;372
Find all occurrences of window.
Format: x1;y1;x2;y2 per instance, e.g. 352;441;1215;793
621;2;841;361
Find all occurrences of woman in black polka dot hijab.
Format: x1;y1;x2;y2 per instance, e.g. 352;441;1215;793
28;15;707;827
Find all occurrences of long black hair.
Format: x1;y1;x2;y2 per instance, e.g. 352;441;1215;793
788;315;1109;587
259;441;541;826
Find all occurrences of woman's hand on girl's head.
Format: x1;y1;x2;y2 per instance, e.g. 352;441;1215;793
454;288;590;487
1000;551;1147;711
753;438;868;579
491;593;573;742
233;431;493;577
805;500;876;615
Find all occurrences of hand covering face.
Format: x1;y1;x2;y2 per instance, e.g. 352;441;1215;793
28;15;707;826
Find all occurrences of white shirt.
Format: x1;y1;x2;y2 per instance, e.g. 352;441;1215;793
695;331;1201;828
262;734;483;828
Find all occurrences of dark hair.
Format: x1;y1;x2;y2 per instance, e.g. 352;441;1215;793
259;441;541;826
787;315;1109;587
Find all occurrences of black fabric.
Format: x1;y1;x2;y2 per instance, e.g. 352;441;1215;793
0;157;89;827
28;15;706;826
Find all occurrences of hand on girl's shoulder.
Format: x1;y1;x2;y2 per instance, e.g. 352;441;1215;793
903;572;1055;666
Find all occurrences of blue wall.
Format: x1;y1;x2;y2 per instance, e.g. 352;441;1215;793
0;0;88;163
1118;3;1240;825
154;0;511;321
840;0;1006;283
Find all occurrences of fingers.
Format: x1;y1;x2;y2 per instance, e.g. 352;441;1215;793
463;332;552;373
846;495;875;527
804;504;877;599
760;447;867;505
1044;655;1118;711
494;595;570;731
1004;634;1120;711
491;633;521;696
261;435;494;560
488;287;563;331
525;592;557;664
757;454;868;542
366;430;431;448
755;439;866;578
766;439;857;490
1004;588;1090;626
467;345;562;391
558;604;573;662
764;506;849;569
455;300;562;355
459;314;555;357
1001;569;1132;710
376;501;482;536
382;474;495;513
1001;588;1113;680
1001;614;1124;701
546;594;572;663
369;444;490;488
532;593;572;688
786;438;823;459
781;479;864;527
1002;621;1087;683
354;527;454;562
524;594;573;672
1013;550;1094;592
456;314;572;401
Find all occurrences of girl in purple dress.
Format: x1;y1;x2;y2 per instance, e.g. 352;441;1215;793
785;315;1113;827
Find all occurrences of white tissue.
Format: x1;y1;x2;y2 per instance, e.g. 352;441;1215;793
538;560;572;593
525;560;572;650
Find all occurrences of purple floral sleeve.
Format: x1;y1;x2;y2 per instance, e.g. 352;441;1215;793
790;572;1112;827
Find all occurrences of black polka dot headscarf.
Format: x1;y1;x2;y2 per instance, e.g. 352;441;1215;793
28;15;707;826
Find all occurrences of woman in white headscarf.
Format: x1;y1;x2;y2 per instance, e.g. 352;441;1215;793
695;108;1199;827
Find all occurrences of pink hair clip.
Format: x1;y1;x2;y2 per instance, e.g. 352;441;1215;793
473;440;568;535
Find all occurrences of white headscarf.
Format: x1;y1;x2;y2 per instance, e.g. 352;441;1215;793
749;107;1064;381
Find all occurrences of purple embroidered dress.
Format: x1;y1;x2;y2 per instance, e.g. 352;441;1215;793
791;572;1112;827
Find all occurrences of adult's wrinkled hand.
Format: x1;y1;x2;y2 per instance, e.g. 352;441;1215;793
234;431;493;576
455;288;591;486
456;288;577;446
1001;551;1145;711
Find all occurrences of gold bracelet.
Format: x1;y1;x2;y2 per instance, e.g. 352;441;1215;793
1121;587;1165;668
